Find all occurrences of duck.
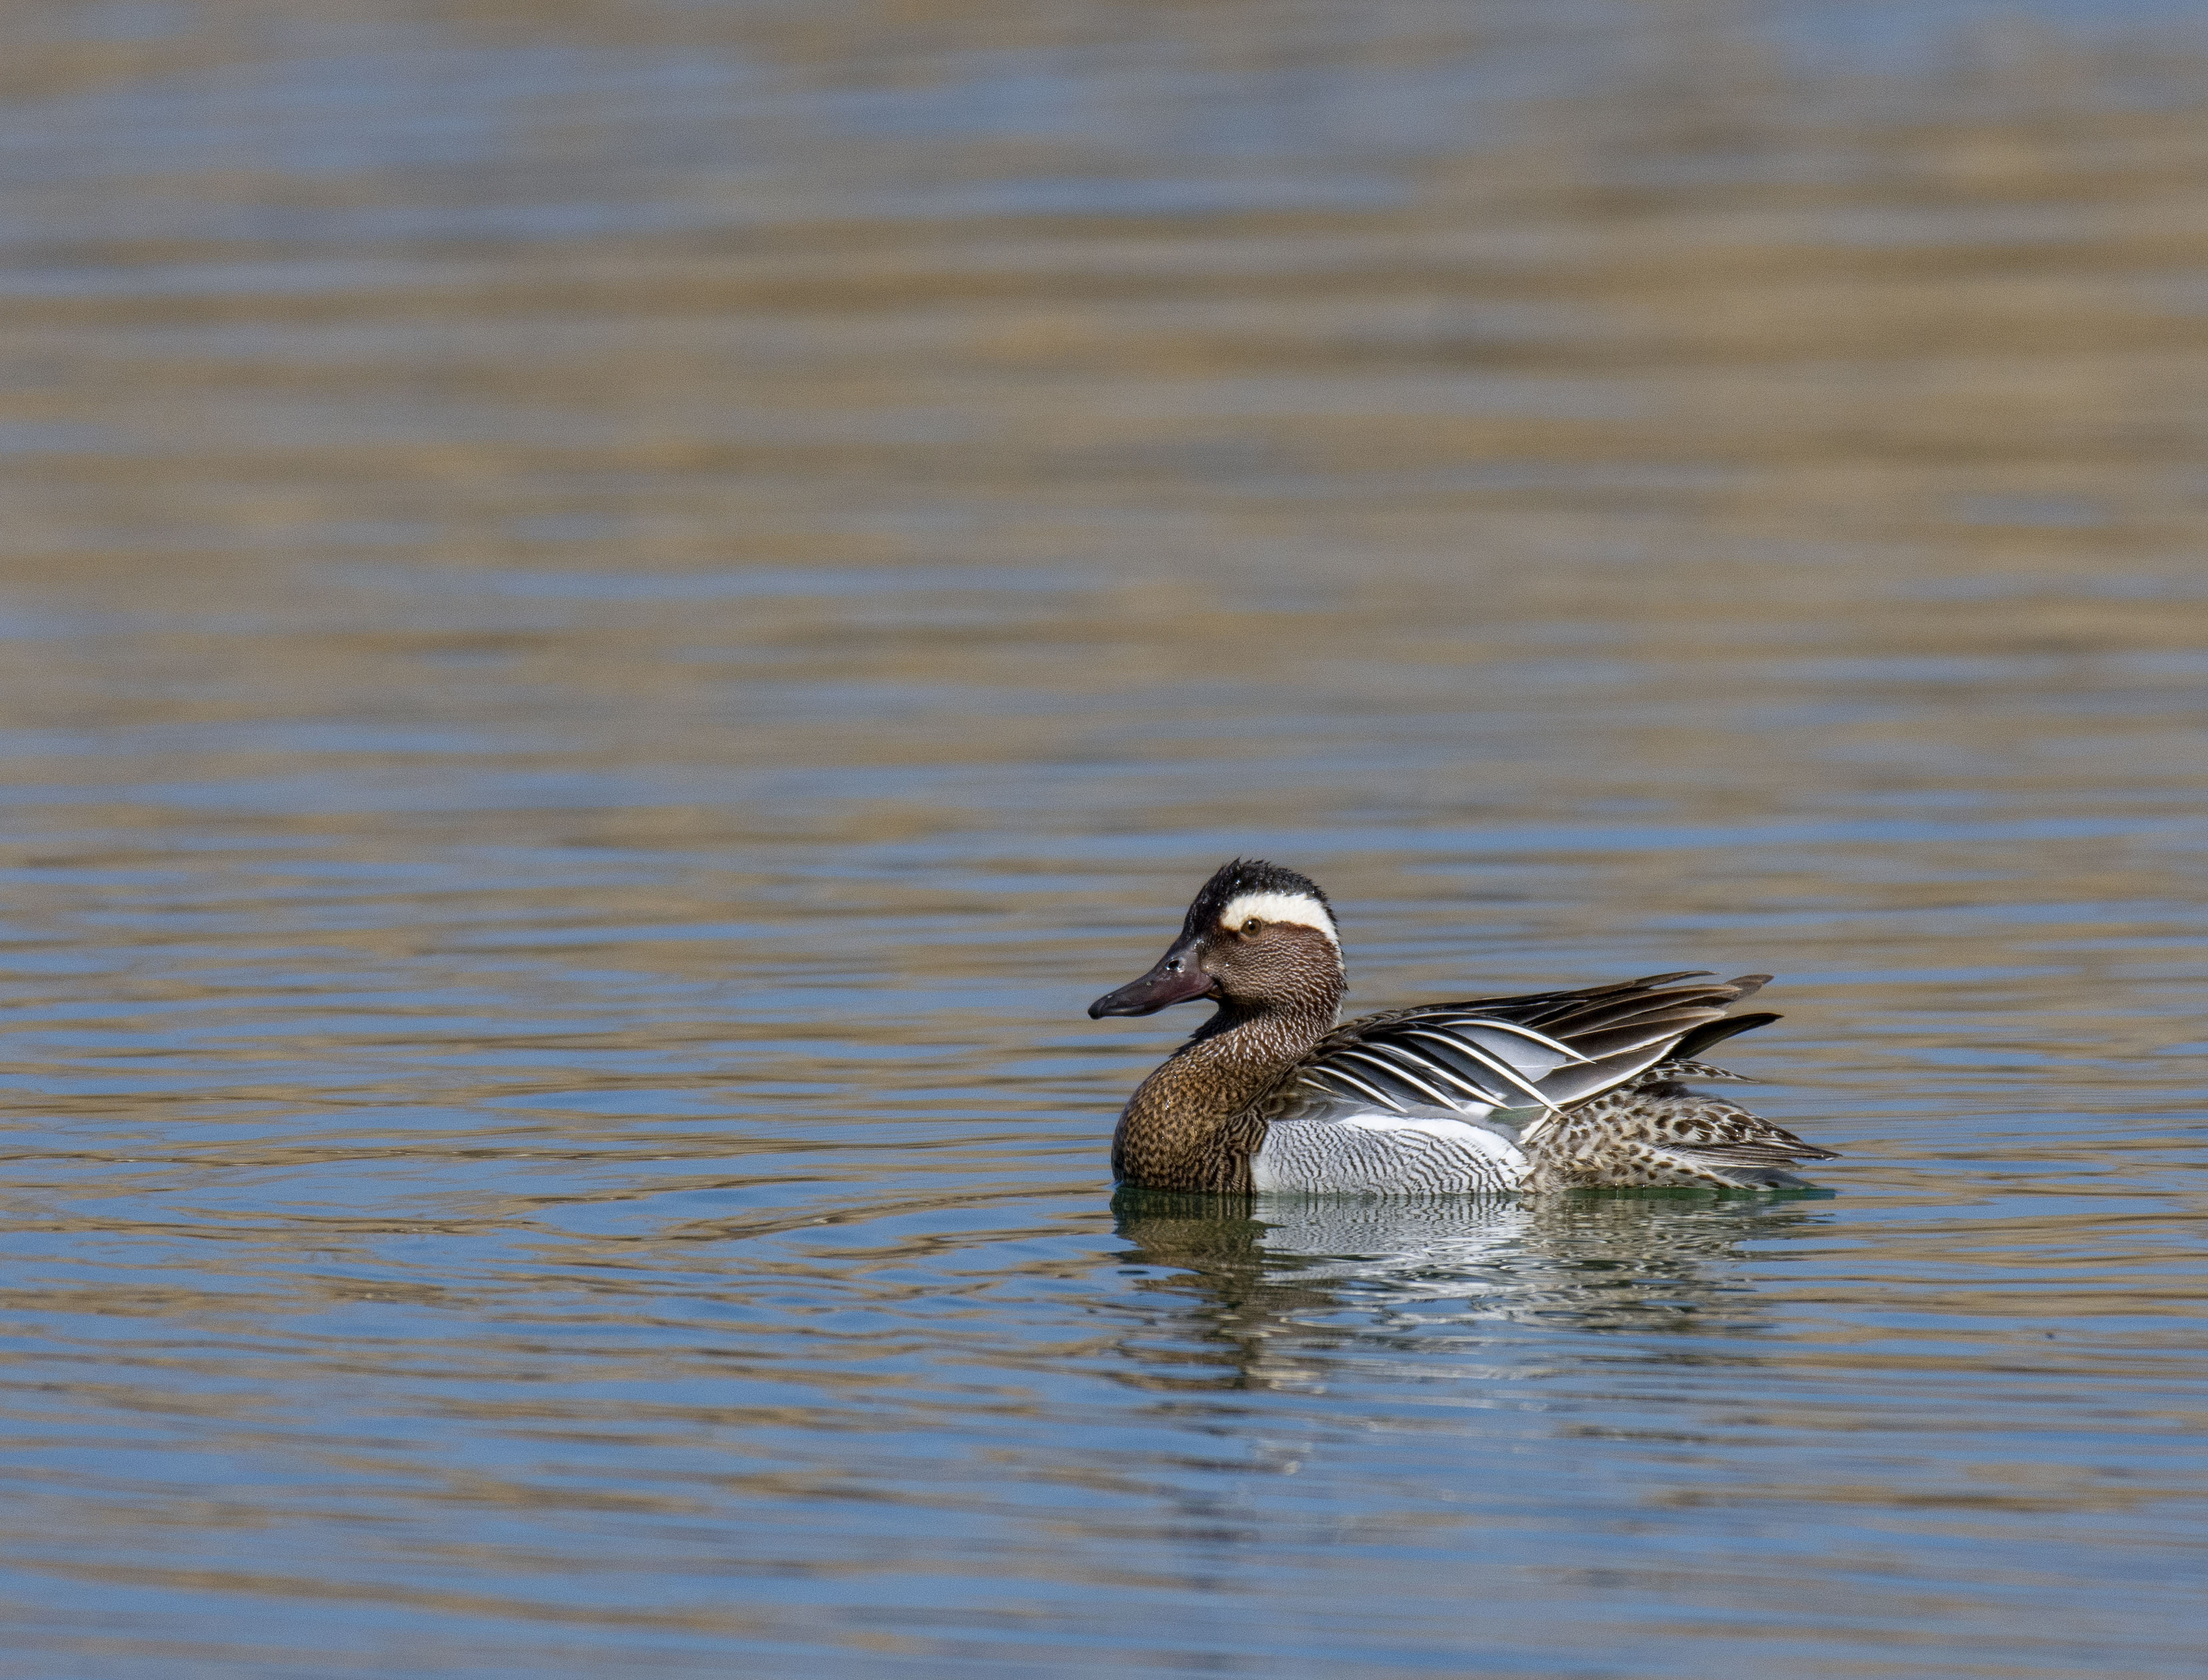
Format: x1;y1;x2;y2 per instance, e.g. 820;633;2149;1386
1088;859;1835;1195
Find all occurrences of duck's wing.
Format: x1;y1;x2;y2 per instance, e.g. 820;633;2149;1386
1289;972;1779;1137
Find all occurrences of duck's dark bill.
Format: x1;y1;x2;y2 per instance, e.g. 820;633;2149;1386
1087;946;1216;1017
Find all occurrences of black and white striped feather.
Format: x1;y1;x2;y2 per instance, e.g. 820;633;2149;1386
1289;972;1777;1137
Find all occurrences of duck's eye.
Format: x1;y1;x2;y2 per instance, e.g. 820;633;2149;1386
1242;918;1262;933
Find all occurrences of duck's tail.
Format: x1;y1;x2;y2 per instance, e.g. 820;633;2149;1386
1523;1057;1838;1191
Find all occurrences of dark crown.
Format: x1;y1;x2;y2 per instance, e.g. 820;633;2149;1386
1181;858;1333;937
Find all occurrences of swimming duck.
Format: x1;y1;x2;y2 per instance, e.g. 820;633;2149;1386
1088;859;1835;1194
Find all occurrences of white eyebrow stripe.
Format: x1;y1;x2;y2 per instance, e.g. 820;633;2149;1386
1219;891;1339;947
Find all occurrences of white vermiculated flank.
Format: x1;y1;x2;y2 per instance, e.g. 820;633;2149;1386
1248;1112;1527;1193
1219;891;1339;947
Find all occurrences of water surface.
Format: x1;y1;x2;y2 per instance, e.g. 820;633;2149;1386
3;2;2207;1675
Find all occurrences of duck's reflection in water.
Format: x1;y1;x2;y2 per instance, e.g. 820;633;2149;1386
1110;1188;1832;1388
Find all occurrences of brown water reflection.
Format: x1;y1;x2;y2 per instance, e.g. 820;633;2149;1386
2;2;2207;1676
1112;1190;1828;1384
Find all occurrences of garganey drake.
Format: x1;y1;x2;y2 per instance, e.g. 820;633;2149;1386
1089;860;1835;1195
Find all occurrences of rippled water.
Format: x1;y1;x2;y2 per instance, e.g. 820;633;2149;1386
5;2;2208;1675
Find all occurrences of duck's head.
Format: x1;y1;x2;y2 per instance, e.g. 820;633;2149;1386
1088;859;1345;1020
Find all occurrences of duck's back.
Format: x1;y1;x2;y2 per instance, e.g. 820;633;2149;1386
1241;973;1832;1194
